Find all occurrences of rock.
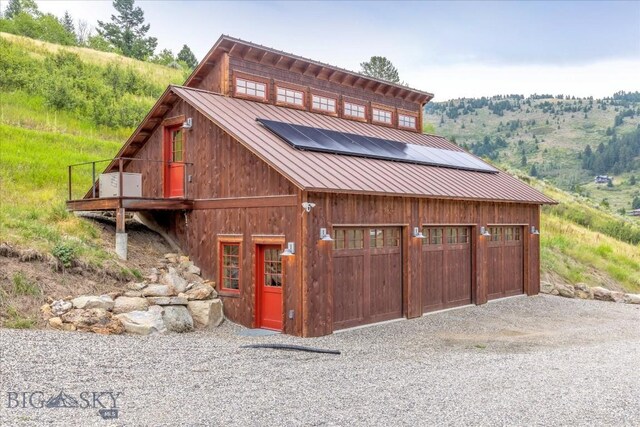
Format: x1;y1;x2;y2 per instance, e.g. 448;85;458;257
184;284;215;300
164;253;179;260
159;270;188;293
146;296;188;306
555;283;575;298
113;296;149;314
592;287;613;302
179;255;190;263
40;304;53;319
106;291;122;300
188;299;224;329
115;309;166;335
50;300;73;316
71;295;115;311
61;308;111;329
149;267;159;275
183;273;204;284
624;293;640;304
179;260;194;270
91;318;125;335
610;291;626;303
187;264;201;276
123;290;143;298
573;283;593;299
162;306;194;333
146;274;159;283
61;323;77;332
142;284;176;297
540;281;555;294
48;317;63;329
127;282;147;291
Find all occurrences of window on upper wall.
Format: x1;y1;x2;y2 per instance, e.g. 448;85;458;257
344;102;366;119
276;87;304;106
220;242;241;292
235;78;266;99
398;114;417;129
372;108;392;124
312;95;336;113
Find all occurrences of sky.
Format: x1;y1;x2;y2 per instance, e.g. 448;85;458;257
17;0;640;101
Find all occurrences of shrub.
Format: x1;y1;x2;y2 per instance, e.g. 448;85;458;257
52;241;77;268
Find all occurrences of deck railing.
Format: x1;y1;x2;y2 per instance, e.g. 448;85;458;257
67;157;194;201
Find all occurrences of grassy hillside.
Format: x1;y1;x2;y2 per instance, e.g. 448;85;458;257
0;33;639;317
0;33;182;266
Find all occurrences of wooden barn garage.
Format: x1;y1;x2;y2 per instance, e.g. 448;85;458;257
67;35;555;337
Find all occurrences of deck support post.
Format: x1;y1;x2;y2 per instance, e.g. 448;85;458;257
115;207;127;260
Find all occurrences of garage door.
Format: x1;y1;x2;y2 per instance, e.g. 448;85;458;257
422;226;472;313
487;226;524;300
332;227;403;330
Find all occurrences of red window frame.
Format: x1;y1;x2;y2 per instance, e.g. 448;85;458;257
344;101;367;120
398;113;418;130
372;107;394;125
219;241;241;294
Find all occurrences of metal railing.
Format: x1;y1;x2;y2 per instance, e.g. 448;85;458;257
67;157;194;201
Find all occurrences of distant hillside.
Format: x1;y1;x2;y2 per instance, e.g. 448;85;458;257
424;93;640;199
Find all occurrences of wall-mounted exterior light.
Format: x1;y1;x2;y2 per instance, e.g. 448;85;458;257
280;242;295;257
530;226;540;235
480;226;491;237
412;227;426;239
182;117;193;129
319;228;333;242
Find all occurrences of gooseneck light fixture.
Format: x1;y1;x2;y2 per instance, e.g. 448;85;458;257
530;226;540;235
319;228;333;242
480;226;491;237
280;242;295;257
412;227;426;239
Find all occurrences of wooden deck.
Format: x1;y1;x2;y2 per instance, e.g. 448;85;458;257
66;197;193;212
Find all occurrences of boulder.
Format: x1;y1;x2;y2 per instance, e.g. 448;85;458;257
71;295;114;311
624;294;640;304
48;316;63;329
610;291;626;303
61;308;111;330
188;299;224;329
146;296;188;306
51;300;73;316
123;290;143;298
592;287;614;302
555;283;575;298
115;309;166;335
40;304;53;319
179;255;190;263
184;284;216;301
159;270;188;293
113;296;149;314
183;273;204;284
162;306;194;333
573;283;593;299
142;284;176;297
179;260;194;270
127;282;147;291
61;323;77;332
187;264;201;276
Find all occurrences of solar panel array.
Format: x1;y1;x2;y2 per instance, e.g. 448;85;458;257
257;119;497;174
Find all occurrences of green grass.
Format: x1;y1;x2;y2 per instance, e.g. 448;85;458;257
11;272;40;296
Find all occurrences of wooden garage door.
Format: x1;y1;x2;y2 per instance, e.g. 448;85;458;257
422;227;472;313
332;227;403;330
487;226;524;300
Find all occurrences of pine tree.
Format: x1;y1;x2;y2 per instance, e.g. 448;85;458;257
177;44;198;69
97;0;157;60
61;11;75;37
529;164;538;177
359;56;400;83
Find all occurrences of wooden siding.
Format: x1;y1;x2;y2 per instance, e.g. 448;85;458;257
124;99;296;200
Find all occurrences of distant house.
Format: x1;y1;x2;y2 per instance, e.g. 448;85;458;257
628;209;640;216
595;175;612;184
66;35;556;337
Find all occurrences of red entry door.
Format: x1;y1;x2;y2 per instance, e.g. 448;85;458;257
164;125;184;198
257;245;283;331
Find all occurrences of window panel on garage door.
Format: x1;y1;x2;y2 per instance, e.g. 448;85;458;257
487;226;524;300
422;226;472;313
333;227;403;330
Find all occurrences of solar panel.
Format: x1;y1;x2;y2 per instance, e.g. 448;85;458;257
257;119;498;174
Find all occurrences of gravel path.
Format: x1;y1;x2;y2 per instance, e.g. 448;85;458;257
1;295;639;426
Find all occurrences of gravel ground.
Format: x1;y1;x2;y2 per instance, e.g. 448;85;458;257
1;295;639;426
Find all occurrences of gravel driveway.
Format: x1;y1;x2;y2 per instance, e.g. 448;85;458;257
1;295;639;426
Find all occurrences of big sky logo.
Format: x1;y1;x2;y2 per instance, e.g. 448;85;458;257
6;390;123;420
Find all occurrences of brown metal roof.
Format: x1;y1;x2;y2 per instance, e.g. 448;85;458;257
184;35;434;105
169;86;554;204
